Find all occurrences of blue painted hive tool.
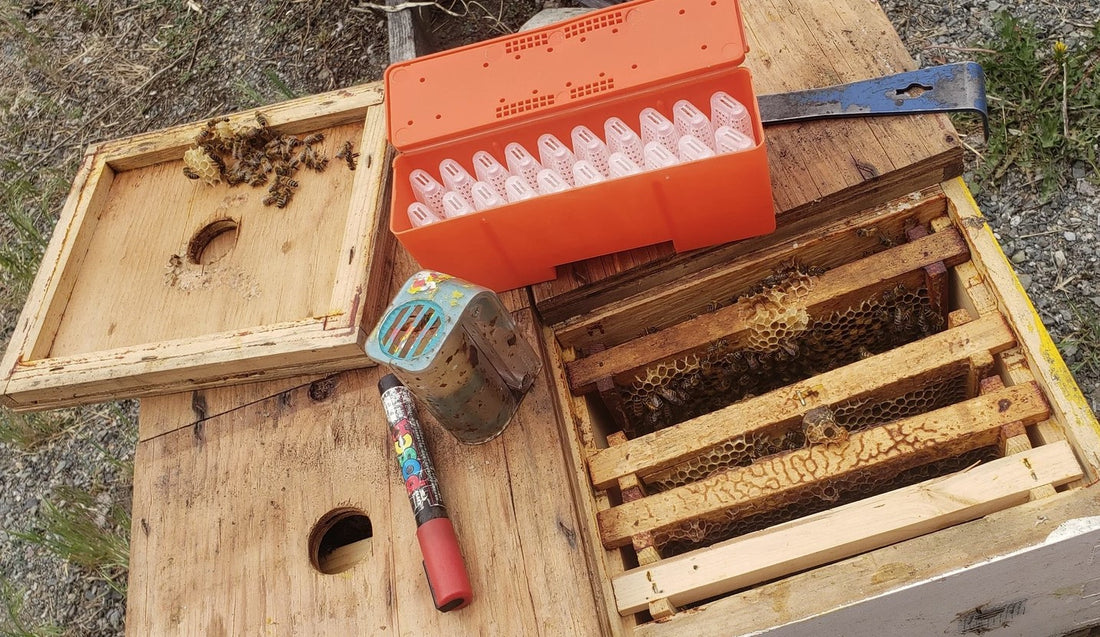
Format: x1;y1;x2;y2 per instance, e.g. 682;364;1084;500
758;62;989;140
366;271;542;444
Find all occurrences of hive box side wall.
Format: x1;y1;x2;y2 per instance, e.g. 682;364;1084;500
941;178;1100;480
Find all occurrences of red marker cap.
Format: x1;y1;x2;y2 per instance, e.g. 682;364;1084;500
416;517;472;611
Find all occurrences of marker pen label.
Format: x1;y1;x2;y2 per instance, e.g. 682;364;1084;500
384;390;447;526
379;374;473;612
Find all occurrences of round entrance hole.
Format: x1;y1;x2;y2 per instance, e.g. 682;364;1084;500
309;508;373;574
186;218;238;265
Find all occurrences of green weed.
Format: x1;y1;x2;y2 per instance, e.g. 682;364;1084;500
0;410;79;452
263;68;297;100
0;577;62;637
0;172;67;311
976;13;1100;192
1060;302;1100;378
13;486;130;594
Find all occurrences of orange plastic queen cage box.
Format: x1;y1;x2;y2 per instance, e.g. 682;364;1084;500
385;0;774;292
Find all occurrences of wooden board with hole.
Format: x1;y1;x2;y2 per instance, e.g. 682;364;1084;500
125;247;604;636
0;83;395;411
542;178;1100;635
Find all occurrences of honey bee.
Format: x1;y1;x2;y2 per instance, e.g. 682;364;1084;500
893;305;913;331
271;191;290;208
856;226;877;237
298;145;328;172
776;340;799;358
916;306;944;335
224;167;247;186
254;112;269;129
643;393;663;412
303;132;325;145
182;166;201;180
656;385;686;406
207;151;227;175
334;140;359;170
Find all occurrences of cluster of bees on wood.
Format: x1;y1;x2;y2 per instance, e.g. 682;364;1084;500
181;112;360;208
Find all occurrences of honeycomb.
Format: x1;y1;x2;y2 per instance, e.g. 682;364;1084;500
653;444;1000;557
617;265;945;437
182;147;221;186
802;406;848;446
742;269;813;354
645;372;968;491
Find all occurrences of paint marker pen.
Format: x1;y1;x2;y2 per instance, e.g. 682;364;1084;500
379;374;473;612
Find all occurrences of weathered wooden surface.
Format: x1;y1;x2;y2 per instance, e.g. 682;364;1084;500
613;441;1082;614
127;308;604;636
553;185;948;350
566;228;970;393
1;83;394;411
531;0;964;323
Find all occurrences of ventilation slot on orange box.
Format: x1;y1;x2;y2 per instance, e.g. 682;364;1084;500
570;78;615;100
495;94;556;119
506;32;551;53
564;11;625;39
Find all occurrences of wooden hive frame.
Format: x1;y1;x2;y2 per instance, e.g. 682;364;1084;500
1;83;395;411
541;178;1100;634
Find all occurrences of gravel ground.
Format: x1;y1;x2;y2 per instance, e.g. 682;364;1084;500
0;1;1096;635
881;0;1100;413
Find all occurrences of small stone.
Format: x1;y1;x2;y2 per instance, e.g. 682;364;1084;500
1091;296;1100;310
1064;231;1077;242
1011;250;1027;264
1017;273;1033;291
108;609;123;629
1076;179;1097;197
1072;161;1089;179
1054;250;1067;268
1062;342;1079;360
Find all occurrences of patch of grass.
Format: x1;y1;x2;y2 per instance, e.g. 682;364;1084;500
263;67;297;100
1060;302;1100;378
0;182;48;310
0;170;68;312
0;410;79;452
231;78;267;107
13;486;130;594
0;577;62;637
976;13;1100;192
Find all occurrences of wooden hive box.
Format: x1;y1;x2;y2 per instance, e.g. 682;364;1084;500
544;178;1100;635
0;83;395;411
